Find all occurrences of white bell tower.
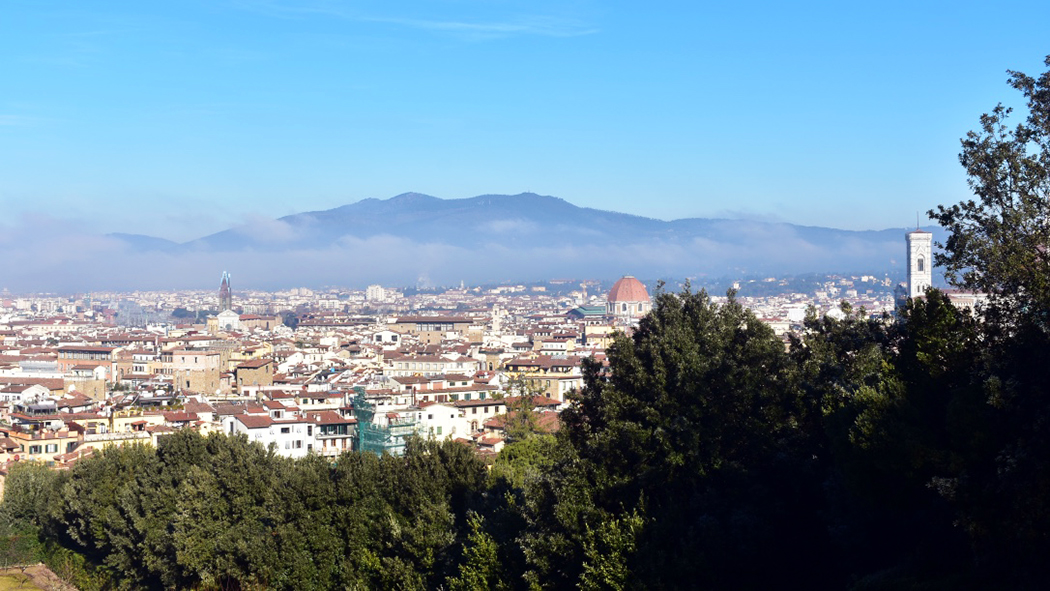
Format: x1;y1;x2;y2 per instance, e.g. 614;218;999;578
906;229;933;298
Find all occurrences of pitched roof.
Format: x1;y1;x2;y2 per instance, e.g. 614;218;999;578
235;415;274;429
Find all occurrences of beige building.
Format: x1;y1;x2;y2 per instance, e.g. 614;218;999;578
504;355;585;402
172;349;222;394
1;428;80;464
391;316;475;345
239;315;280;331
235;358;274;393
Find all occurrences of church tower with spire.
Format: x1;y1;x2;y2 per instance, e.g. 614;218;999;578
219;271;232;311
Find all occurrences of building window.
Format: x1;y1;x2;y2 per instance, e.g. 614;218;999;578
45;444;58;453
281;427;290;434
29;445;42;454
918;256;925;272
437;426;442;435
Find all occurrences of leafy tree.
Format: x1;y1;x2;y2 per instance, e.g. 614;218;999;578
500;375;545;442
930;56;1050;321
793;296;983;586
0;461;60;530
490;434;559;489
925;56;1050;588
446;513;508;591
578;507;646;591
527;287;829;589
281;312;299;330
0;533;39;585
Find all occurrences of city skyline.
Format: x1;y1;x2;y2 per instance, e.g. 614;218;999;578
3;1;1050;242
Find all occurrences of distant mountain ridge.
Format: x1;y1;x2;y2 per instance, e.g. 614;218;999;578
115;192;935;255
107;233;179;251
92;192;943;289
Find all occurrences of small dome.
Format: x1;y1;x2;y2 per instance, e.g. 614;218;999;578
608;276;650;303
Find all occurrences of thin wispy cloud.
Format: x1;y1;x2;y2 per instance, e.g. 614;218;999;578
362;15;597;39
230;0;596;39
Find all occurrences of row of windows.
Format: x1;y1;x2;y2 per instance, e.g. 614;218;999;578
395;361;458;370
60;351;109;359
24;443;59;454
420;392;489;403
416;322;454;332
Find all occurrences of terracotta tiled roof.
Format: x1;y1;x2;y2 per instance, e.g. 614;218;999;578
607;276;650;303
236;415;274;429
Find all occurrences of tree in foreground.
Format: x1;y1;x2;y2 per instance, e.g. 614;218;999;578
524;286;831;589
927;55;1050;589
931;55;1050;323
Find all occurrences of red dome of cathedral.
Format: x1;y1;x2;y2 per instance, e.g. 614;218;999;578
608;276;650;303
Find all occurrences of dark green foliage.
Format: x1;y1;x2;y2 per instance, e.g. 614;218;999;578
0;461;60;530
931;56;1050;323
446;513;509;591
1;432;488;590
527;288;832;589
925;56;1050;589
490;434;559;489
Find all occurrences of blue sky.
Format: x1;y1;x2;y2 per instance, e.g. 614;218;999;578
2;0;1049;242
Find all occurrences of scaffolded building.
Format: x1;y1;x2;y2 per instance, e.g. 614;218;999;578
351;388;418;456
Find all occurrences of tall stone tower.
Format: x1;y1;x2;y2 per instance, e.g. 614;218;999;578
219;271;232;311
906;230;933;298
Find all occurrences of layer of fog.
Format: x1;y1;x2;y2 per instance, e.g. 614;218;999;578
0;216;905;293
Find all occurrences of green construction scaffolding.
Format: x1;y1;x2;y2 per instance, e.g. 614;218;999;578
352;388;418;456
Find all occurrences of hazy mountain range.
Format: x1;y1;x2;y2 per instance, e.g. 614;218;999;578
2;193;943;292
